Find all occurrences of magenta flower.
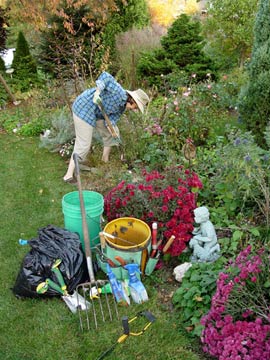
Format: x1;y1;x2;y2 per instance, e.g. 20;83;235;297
201;246;270;359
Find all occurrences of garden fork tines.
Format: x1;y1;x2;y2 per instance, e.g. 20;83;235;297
73;153;119;330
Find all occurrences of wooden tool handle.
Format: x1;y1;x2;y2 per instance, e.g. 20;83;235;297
99;231;106;249
98;103;119;139
163;235;175;253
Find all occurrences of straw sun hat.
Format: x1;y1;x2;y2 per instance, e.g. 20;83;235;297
126;89;150;113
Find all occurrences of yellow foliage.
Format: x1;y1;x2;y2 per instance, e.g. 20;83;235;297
147;0;179;26
147;0;200;26
185;0;200;15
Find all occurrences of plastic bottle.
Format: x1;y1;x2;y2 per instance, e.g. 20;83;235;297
124;263;148;304
106;264;130;306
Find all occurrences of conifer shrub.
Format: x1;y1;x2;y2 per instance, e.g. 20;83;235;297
238;0;270;146
11;31;39;92
137;14;218;89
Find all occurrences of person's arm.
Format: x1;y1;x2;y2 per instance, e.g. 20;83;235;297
95;72;116;93
93;72;117;104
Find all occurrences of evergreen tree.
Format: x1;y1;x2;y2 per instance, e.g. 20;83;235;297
0;6;9;53
11;31;38;91
161;14;205;68
238;0;270;146
115;0;150;30
137;14;218;88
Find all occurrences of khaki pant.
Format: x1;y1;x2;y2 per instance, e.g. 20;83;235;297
73;114;119;162
64;114;120;180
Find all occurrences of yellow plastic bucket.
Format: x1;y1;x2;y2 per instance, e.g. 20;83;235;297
104;217;151;251
99;217;151;279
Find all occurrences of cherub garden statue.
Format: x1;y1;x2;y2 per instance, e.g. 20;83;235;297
189;206;220;262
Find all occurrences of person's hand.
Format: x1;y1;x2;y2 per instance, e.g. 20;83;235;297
93;89;101;105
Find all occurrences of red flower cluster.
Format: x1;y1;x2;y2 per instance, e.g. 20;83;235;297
104;166;203;256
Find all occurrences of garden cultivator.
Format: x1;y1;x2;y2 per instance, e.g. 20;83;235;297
73;153;119;330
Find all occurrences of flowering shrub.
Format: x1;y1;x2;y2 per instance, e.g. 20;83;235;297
145;122;163;135
104;166;203;256
201;245;270;359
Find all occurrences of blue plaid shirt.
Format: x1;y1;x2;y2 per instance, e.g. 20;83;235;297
72;72;127;127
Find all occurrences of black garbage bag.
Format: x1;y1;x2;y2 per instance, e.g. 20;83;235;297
13;225;87;298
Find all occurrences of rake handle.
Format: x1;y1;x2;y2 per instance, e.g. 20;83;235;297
98;102;120;140
73;153;95;281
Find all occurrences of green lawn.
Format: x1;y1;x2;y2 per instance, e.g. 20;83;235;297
0;133;209;360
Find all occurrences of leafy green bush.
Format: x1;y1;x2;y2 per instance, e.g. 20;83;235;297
218;226;261;259
18;118;48;136
0;103;51;135
160;78;236;149
120;74;240;171
172;258;224;336
195;127;270;229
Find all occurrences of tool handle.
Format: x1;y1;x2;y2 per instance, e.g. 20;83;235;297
115;256;127;266
46;279;65;295
107;259;117;268
151;222;157;247
73;153;95;282
122;316;130;335
117;334;128;343
99;231;106;249
98;103;120;140
36;282;48;294
150;222;158;258
150;239;163;258
51;266;66;291
163;235;175;253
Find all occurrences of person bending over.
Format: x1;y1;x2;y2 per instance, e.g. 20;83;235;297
63;71;149;183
